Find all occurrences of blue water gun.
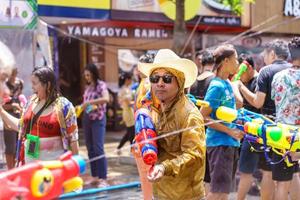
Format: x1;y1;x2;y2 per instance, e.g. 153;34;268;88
134;108;158;166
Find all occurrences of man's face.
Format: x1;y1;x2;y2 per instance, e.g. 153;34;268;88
84;70;93;84
150;68;179;104
31;75;47;99
263;50;275;65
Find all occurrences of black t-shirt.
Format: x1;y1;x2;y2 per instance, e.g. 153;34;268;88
256;60;291;116
243;76;260;113
190;73;215;100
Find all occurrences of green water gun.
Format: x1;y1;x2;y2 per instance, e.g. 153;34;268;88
244;122;300;166
233;62;248;81
216;106;300;166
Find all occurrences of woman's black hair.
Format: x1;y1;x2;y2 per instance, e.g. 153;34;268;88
201;50;215;66
119;72;132;88
85;63;100;89
265;39;289;60
32;66;60;103
288;37;300;61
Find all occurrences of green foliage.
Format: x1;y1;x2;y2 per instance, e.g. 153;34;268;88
220;0;255;16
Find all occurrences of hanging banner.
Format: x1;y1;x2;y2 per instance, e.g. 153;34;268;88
38;0;110;19
0;0;37;29
37;0;110;9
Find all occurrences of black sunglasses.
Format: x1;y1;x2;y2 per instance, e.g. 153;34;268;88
149;74;174;84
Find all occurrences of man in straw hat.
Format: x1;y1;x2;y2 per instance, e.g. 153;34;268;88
138;49;206;200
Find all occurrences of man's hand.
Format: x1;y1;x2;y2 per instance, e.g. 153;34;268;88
147;164;165;182
82;102;89;111
231;80;242;88
236;80;243;90
289;152;300;162
11;103;21;112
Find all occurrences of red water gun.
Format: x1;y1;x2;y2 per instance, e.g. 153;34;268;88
0;151;86;200
135;108;158;166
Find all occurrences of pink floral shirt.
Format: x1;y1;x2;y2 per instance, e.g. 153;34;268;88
271;68;300;125
83;80;108;120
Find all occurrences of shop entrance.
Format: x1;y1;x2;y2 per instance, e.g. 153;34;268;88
58;38;82;106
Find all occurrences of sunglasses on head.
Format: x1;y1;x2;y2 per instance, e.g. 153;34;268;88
149;74;174;84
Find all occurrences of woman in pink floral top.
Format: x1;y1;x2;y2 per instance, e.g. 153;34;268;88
82;64;109;187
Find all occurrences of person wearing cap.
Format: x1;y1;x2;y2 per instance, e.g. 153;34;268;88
200;44;244;200
138;49;206;200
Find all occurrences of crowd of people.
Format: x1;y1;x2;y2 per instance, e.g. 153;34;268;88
130;37;300;200
0;36;299;200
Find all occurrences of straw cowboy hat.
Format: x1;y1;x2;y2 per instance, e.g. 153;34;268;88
138;49;198;88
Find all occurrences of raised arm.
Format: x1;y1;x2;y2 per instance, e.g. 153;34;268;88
0;106;19;131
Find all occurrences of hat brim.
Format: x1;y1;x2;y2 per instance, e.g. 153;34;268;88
138;58;198;88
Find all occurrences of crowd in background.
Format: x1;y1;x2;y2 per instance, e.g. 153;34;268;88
0;36;299;200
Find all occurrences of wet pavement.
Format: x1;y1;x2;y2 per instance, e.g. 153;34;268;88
76;130;143;199
0;129;260;199
76;130;260;200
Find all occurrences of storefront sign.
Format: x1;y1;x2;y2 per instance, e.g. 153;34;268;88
66;25;170;39
284;0;300;16
201;16;241;26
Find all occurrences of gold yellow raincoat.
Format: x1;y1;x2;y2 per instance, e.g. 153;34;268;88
151;94;206;200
